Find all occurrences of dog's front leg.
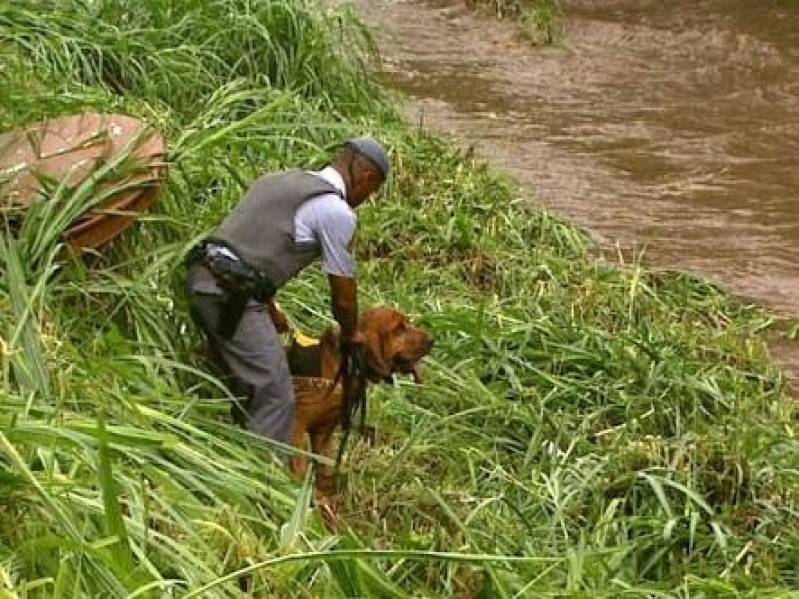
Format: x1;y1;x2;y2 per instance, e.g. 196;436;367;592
290;420;309;479
310;425;336;496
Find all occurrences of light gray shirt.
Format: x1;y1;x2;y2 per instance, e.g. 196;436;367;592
295;166;356;278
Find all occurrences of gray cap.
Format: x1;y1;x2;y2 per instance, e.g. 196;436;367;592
345;137;390;178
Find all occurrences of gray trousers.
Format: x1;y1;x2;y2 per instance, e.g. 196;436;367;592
186;264;295;446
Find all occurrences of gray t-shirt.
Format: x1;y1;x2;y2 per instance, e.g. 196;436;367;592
294;167;356;278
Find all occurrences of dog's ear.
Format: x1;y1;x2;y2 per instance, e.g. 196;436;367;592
362;326;392;381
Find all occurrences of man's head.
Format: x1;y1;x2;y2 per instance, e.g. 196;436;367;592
332;137;389;207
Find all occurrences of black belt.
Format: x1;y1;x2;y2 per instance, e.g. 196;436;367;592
188;238;276;338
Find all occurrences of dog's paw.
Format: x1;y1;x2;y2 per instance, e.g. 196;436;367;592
362;425;377;447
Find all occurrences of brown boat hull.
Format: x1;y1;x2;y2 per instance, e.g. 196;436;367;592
0;112;166;252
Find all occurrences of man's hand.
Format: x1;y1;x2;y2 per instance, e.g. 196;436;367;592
267;301;290;334
340;329;365;350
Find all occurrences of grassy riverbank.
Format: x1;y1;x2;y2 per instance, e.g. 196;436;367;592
1;0;797;595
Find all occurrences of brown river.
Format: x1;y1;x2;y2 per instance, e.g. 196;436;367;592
349;0;799;380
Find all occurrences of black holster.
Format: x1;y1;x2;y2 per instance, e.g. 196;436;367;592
187;239;276;338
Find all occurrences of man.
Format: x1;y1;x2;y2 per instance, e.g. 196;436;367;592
185;137;389;449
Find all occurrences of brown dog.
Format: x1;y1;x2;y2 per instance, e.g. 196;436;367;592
286;307;433;496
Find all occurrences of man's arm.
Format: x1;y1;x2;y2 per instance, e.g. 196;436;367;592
300;193;361;343
328;274;361;344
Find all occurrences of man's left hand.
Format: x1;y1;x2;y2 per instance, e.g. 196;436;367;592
341;329;365;349
267;301;290;333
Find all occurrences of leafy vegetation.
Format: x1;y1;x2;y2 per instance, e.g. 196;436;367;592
1;0;797;596
464;0;564;45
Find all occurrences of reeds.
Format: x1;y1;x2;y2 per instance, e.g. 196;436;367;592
0;0;797;595
464;0;564;45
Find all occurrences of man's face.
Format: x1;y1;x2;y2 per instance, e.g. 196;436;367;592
349;165;384;208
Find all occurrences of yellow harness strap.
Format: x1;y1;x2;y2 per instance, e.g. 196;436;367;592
292;329;319;348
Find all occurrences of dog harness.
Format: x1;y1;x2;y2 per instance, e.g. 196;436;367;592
292;376;341;393
287;331;342;394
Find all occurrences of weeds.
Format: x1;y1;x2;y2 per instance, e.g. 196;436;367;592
522;0;564;45
0;0;797;596
464;0;564;45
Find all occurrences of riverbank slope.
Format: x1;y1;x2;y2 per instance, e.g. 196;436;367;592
0;0;796;595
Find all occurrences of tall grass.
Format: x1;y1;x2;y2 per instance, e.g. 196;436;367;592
1;0;797;596
0;0;381;119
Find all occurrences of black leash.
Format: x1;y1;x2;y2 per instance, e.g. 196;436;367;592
332;343;368;469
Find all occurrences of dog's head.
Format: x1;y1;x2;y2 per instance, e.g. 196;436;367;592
359;306;433;384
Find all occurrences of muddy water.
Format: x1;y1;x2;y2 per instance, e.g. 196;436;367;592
350;0;799;378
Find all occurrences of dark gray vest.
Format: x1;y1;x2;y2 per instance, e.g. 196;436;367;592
213;170;342;289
